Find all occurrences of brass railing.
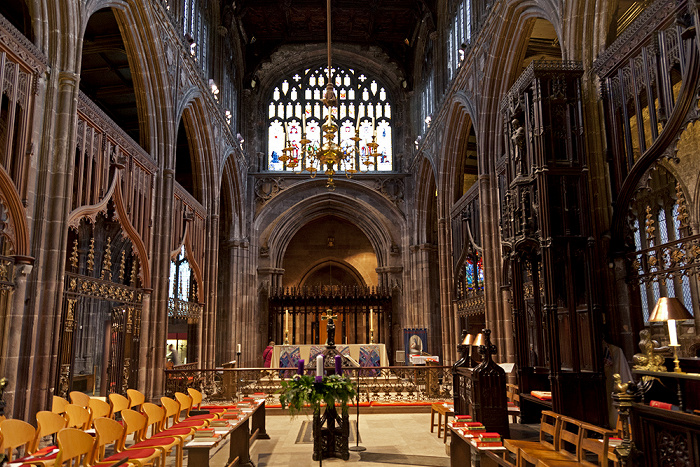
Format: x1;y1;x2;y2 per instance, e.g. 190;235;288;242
164;366;453;405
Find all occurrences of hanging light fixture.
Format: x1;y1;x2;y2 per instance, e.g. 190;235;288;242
277;0;381;189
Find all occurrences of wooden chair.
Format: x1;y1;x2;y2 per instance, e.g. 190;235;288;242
93;417;159;467
504;410;560;464
0;419;36;461
187;387;203;410
64;404;91;430
159;397;208;430
52;395;70;415
89;399;112;421
526;416;582;467
506;384;521;423
68;391;90;409
112;410;163;466
142;402;195;442
54;428;95;466
127;389;146;411
130;404;184;467
108;393;130;418
174;392;217;422
578;423;616;466
33;411;69;452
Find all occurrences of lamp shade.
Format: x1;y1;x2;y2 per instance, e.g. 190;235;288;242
649;297;694;322
462;333;473;346
472;333;485;347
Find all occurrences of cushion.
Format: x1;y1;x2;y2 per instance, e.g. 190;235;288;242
132;437;178;448
156;428;193;437
173;420;207;429
105;448;159;461
186;414;217;421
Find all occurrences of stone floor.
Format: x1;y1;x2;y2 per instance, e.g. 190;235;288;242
196;412;452;467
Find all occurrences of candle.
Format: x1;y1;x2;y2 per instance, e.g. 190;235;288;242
668;319;679;346
316;354;324;379
237;343;241;353
370;308;373;331
285;309;289;334
356;106;362;131
297;359;305;375
335;355;342;376
302;113;306;133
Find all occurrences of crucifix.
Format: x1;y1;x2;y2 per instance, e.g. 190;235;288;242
321;309;338;347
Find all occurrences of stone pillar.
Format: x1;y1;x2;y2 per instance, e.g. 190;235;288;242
24;70;81;420
1;257;33;419
146;168;175;400
437;217;455;364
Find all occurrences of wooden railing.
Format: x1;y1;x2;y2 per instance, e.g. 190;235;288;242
165;365;453;405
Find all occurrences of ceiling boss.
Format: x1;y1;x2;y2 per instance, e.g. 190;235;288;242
277;0;381;189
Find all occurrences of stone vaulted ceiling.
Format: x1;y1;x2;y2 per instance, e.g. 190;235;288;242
229;0;436;80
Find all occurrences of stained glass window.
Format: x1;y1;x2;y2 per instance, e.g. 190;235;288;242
169;246;193;301
447;0;471;81
461;252;484;296
267;66;393;172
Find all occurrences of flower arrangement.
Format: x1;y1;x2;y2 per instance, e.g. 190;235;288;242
279;374;357;417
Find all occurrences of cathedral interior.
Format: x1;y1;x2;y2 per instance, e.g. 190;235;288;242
0;0;699;463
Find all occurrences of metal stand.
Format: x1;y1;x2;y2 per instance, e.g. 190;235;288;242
348;369;366;452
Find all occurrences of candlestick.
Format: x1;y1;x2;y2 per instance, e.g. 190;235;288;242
297;359;305;375
335;355;342;376
316;354;324;379
668;319;678;346
237;343;241;353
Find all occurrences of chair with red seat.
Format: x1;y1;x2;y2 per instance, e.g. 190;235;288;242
0;419;36;462
127;389;146;412
108;393;130;419
64;404;91;430
130;403;184;467
53;428;96;466
173;392;217;423
68;391;90;409
160;397;208;430
187;388;225;416
94;415;162;467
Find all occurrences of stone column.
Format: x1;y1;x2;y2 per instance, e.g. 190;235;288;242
1;257;33;419
24;70;81;420
437;217;456;364
145;168;175;400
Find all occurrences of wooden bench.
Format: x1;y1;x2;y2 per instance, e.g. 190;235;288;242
506;384;521;423
504;411;615;467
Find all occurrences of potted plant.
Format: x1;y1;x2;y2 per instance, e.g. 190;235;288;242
280;374;356;460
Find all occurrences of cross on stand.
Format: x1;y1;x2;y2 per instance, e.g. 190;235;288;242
320;309;338;348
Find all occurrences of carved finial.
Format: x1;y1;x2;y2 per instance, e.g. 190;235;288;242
119;251;126;281
87;238;95;272
644;206;656;243
676;183;689;232
130;259;138;287
101;237;112;281
70;239;79;271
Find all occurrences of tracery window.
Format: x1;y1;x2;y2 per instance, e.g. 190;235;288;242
447;0;471;81
169;246;193;301
629;167;696;322
267;66;393;172
456;251;484;300
182;0;209;75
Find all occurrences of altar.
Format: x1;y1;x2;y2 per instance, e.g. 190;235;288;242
273;343;389;369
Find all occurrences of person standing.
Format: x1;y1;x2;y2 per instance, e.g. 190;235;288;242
167;344;181;366
263;341;274;367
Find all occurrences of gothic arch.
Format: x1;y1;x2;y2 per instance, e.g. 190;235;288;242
414;157;437;245
174;96;220;209
80;1;166;154
438;95;477;208
299;259;367;288
220;151;244;241
255;181;404;271
0;164;30;256
67;168;151;288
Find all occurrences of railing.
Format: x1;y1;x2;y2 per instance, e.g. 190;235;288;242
165;366;453;405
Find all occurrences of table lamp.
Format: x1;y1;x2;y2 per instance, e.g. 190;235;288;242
471;333;485;365
456;333;473;367
649;297;694;373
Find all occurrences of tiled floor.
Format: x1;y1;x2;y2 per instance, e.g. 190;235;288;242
199;412;451;467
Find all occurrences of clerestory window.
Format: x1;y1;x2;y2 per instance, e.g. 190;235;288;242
267;65;393;172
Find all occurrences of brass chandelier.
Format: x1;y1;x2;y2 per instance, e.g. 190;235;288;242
277;0;381;189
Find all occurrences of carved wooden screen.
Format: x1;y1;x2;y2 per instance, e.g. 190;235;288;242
500;61;607;426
